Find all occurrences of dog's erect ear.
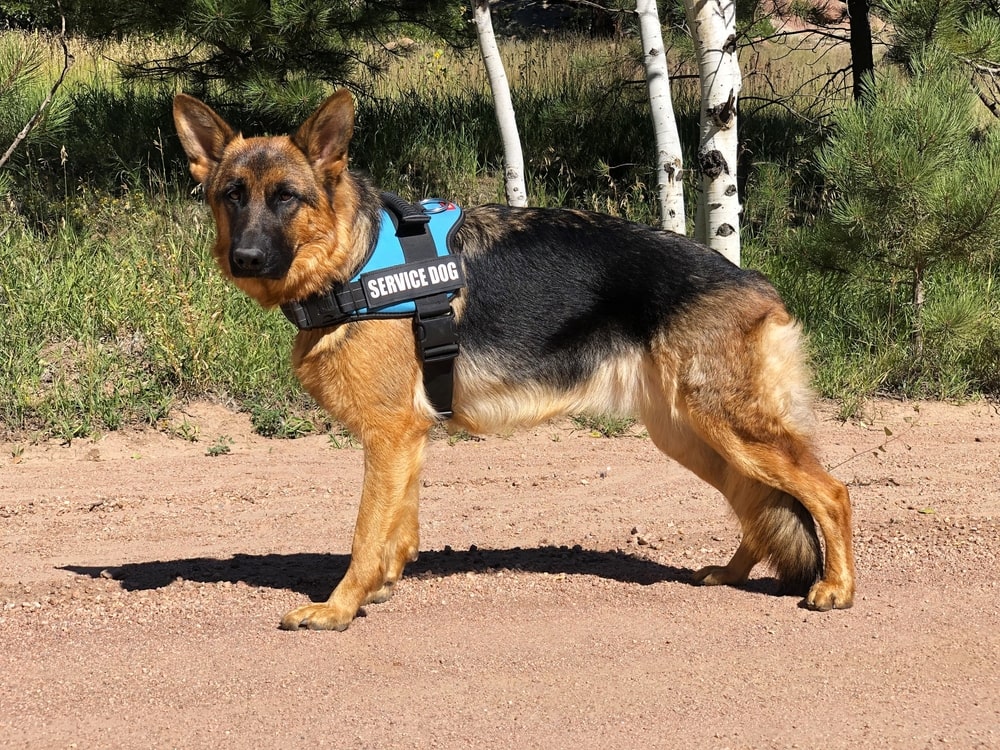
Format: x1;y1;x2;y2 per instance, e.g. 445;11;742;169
292;89;355;180
172;93;236;185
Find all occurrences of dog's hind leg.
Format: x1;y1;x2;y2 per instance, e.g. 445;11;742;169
693;485;822;595
688;426;853;609
639;416;761;585
713;437;853;610
279;421;430;631
644;300;854;609
640;410;821;594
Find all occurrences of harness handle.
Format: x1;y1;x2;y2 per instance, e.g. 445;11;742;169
381;192;431;233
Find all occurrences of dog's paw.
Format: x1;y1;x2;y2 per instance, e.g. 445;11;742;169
804;580;854;611
691;564;746;587
279;603;356;631
364;580;396;605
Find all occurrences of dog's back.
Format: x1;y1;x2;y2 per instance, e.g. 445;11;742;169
455;204;765;365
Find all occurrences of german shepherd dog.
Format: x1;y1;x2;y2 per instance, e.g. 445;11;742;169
173;90;855;630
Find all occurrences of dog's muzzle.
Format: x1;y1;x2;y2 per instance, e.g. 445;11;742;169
230;246;289;279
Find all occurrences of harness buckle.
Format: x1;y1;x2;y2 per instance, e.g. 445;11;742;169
281;292;346;329
415;308;460;362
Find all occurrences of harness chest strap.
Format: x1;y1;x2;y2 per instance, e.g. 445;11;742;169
279;194;466;419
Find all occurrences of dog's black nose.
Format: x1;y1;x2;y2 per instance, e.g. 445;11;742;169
231;247;267;274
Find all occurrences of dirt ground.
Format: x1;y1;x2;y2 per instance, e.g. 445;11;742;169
1;398;998;749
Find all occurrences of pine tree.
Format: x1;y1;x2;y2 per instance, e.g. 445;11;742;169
0;31;72;196
15;0;468;125
811;51;1000;358
884;0;1000;116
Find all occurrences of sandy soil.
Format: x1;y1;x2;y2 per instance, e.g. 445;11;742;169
1;398;998;749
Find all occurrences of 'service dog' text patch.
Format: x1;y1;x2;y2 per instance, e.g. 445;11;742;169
361;257;465;310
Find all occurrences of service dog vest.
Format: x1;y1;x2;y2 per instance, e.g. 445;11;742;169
280;193;466;418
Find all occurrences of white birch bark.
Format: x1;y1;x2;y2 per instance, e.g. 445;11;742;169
636;0;686;234
684;0;742;265
474;0;528;207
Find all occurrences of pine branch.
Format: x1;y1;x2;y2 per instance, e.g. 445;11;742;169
962;56;1000;117
0;10;74;172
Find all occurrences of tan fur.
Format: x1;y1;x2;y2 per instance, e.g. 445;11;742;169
172;91;855;631
642;290;853;605
452;351;647;434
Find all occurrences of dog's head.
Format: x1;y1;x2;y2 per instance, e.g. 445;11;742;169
172;91;365;307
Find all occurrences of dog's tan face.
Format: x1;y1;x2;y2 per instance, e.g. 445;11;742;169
172;91;363;307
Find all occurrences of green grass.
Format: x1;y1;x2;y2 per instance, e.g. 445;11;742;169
570;414;638;438
0;190;301;438
745;239;1000;415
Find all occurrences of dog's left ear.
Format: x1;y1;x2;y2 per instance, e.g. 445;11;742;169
293;89;355;181
172;93;237;186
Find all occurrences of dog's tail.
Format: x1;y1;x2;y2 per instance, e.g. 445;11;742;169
746;489;823;594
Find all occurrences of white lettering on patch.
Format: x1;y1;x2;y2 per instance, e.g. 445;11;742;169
427;261;459;284
361;257;464;310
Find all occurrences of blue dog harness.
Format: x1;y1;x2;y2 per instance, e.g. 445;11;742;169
280;193;466;418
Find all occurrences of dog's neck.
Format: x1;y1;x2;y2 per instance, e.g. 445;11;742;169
339;172;385;283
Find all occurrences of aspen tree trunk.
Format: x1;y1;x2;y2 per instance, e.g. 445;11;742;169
684;0;741;265
636;0;686;234
473;0;528;207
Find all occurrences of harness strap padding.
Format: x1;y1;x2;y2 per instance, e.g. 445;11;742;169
381;193;460;419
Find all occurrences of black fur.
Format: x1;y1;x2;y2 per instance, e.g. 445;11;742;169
455;206;774;388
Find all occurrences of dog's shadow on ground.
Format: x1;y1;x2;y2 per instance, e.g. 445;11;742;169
61;545;788;602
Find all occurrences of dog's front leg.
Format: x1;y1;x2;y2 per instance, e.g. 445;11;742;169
279;425;429;631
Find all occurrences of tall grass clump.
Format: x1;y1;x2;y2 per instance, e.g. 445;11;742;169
0;191;304;439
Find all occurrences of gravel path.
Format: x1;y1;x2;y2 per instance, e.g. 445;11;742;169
1;399;998;748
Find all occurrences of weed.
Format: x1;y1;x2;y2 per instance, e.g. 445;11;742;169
206;435;233;457
570;414;636;438
250;404;315;439
446;429;483;446
327;427;359;450
171;418;199;442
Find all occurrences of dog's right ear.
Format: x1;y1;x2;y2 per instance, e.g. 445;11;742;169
172;94;236;185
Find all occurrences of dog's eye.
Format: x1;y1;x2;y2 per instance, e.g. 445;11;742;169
226;187;242;203
277;190;296;203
